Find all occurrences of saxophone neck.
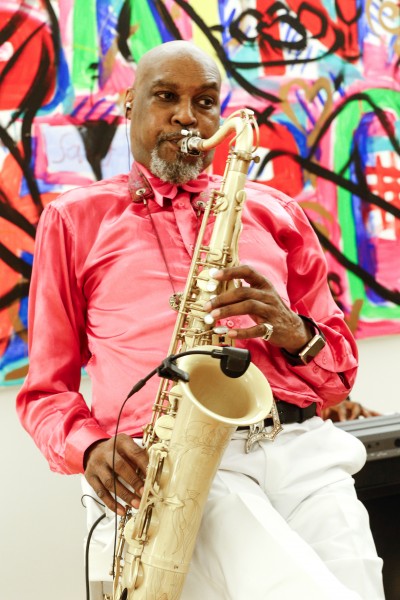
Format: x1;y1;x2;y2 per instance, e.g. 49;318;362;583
179;109;259;158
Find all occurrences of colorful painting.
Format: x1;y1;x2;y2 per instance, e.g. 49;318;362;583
0;0;399;385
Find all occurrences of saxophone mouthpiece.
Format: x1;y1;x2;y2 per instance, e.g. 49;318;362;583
179;129;204;155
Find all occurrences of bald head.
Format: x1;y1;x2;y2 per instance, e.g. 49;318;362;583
125;41;221;183
134;41;221;89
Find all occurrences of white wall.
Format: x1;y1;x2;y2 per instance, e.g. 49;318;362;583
1;335;399;600
0;379;91;600
350;335;400;415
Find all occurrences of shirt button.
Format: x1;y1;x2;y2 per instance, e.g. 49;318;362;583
313;365;319;373
177;201;184;208
226;320;235;328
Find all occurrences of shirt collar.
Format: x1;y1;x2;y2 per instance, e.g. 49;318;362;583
128;162;210;207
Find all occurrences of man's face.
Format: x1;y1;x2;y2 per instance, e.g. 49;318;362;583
128;51;221;182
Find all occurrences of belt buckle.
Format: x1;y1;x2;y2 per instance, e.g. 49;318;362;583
245;400;283;453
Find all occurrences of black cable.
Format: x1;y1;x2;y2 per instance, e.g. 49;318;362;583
96;347;250;592
108;351;214;577
85;513;107;600
81;494;106;509
110;364;160;577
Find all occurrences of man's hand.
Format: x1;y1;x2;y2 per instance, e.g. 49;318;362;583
84;434;148;515
322;400;381;422
203;265;312;354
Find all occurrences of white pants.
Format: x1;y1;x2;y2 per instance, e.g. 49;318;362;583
82;417;385;600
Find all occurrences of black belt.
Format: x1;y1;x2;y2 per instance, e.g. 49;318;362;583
238;400;317;430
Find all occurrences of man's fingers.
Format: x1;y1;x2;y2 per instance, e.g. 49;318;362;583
91;476;140;516
125;440;148;477
84;434;149;513
226;321;271;340
89;466;144;514
213;265;268;288
208;297;267;320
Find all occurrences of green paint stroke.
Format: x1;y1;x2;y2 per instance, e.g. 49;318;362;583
334;88;400;319
72;0;99;92
129;1;162;63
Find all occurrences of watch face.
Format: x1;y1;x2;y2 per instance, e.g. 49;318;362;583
298;334;326;364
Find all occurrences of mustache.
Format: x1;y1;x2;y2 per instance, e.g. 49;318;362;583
157;131;201;144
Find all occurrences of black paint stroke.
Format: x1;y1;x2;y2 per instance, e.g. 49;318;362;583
77;120;119;181
335;0;363;26
157;0;281;103
0;2;59;320
168;0;362;78
307;91;400;161
261;68;400;304
117;0;134;61
154;0;182;40
0;126;42;216
258;147;400;220
230;1;361;64
0;5;57;216
0;195;36;239
0;281;30;312
0;243;32;280
0;4;29;46
314;227;400;305
20;47;53;171
0;1;398;323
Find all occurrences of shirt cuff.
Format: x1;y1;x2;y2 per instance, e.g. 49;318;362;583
65;422;112;474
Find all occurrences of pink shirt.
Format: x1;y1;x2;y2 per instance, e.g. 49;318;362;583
16;164;358;475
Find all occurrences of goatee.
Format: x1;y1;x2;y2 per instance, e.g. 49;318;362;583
149;140;205;184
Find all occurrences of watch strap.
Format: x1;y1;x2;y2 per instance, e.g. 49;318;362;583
280;315;326;366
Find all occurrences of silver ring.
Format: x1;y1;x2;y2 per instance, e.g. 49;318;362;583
261;322;274;341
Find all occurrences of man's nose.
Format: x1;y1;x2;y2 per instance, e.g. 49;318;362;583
172;100;197;127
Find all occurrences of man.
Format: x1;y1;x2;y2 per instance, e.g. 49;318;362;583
17;41;384;599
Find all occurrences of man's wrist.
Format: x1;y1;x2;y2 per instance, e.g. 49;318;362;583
280;315;326;366
280;314;313;354
83;438;108;470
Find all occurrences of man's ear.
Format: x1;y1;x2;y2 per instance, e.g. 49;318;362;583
124;88;134;118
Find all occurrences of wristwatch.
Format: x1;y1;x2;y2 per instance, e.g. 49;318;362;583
280;315;326;366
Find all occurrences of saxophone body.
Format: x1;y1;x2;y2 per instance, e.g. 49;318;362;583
113;110;274;600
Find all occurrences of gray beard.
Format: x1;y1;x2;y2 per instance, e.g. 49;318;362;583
149;147;204;184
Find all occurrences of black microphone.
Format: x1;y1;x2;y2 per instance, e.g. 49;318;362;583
211;347;251;378
157;347;251;384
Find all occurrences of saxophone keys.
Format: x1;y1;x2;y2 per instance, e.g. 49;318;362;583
213;326;229;335
209;267;220;279
154;414;175;441
212;327;230;346
196;268;219;293
169;292;183;311
203;313;214;325
206;281;218;292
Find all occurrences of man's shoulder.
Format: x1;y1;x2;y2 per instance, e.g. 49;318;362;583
50;173;129;213
209;174;295;208
245;180;295;208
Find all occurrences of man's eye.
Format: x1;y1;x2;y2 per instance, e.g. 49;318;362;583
156;92;175;101
197;97;216;108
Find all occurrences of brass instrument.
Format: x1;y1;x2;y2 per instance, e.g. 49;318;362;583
113;109;278;600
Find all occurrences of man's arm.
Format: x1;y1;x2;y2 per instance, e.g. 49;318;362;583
16;204;149;513
16;204;108;474
203;198;358;408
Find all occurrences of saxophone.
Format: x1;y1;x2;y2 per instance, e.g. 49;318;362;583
113;109;278;600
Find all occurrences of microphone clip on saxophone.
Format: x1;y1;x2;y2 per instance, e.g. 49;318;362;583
158;347;252;383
